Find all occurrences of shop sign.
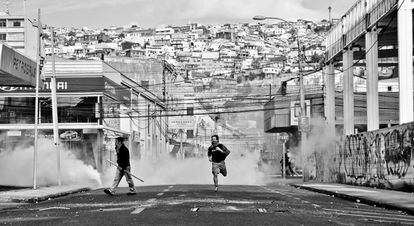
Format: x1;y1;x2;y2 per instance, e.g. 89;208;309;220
59;130;82;141
0;44;37;86
7;130;21;137
169;116;195;130
0;77;104;93
290;100;310;126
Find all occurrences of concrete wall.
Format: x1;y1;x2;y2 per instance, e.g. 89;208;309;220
334;122;414;191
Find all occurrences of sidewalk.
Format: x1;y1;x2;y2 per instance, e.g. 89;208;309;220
292;183;414;215
0;185;91;204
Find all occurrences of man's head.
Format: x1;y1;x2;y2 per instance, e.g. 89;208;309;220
115;137;124;148
211;135;219;146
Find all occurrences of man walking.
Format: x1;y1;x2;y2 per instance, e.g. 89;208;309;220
208;135;230;192
104;137;136;196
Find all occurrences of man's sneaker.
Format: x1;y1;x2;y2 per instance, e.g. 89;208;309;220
214;186;218;192
127;191;137;196
104;189;114;196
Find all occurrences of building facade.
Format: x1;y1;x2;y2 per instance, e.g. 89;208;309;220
0;59;168;172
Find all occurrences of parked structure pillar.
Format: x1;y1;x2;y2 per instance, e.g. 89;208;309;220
398;0;414;124
343;48;355;135
325;63;335;135
366;26;379;131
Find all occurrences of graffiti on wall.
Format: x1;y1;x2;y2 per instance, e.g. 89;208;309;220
337;122;414;191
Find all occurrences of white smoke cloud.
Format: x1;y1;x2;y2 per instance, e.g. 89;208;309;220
101;149;265;188
0;139;101;187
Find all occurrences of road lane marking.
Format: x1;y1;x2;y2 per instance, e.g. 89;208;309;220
332;212;414;223
146;198;157;203
157;193;164;196
39;207;70;211
131;207;146;214
257;208;268;213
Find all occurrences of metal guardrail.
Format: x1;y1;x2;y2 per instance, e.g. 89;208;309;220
325;0;398;62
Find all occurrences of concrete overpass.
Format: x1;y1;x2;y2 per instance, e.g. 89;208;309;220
324;0;413;135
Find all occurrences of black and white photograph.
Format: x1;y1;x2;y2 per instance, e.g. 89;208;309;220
1;0;414;225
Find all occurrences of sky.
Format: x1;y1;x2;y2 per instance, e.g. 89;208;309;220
6;0;356;29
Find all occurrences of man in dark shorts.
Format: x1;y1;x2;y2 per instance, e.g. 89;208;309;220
208;135;230;192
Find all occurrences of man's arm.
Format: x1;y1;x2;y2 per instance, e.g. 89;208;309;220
207;148;212;162
218;144;230;156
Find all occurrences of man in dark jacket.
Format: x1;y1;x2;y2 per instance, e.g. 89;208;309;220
104;137;136;196
208;135;230;192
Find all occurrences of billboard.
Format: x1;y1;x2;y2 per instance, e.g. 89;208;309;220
290;100;311;126
169;116;195;130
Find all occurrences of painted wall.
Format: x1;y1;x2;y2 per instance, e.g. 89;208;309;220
335;122;414;191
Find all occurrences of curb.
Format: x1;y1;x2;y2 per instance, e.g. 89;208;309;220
8;187;91;204
291;184;414;215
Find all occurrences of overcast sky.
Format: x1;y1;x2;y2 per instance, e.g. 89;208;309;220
7;0;355;28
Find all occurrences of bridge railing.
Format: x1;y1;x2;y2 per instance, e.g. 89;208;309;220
325;0;398;62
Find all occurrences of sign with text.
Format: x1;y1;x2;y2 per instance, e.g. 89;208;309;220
290;100;311;126
169;116;195;130
0;77;104;93
0;44;37;87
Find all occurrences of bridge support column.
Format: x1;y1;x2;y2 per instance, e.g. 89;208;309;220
324;63;335;135
343;49;354;135
398;0;414;124
366;26;379;131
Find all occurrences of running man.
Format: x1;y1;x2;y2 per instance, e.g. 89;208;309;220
208;135;230;192
104;137;136;196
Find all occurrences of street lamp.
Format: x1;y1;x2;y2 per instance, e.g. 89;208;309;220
253;15;308;181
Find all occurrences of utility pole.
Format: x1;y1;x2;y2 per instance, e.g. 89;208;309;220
297;32;308;182
33;8;42;190
51;27;61;185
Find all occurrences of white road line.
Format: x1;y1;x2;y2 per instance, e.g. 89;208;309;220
146;198;157;203
323;208;414;219
131;198;157;215
333;212;414;222
131;207;146;214
157;193;164;196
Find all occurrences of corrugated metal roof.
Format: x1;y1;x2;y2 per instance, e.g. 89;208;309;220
43;60;103;75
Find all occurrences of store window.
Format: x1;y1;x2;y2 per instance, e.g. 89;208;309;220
0;97;35;124
40;96;98;123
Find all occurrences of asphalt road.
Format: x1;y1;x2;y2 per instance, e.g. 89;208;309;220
1;183;414;225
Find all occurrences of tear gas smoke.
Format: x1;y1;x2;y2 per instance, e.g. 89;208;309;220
0;139;101;187
295;117;339;182
101;149;266;187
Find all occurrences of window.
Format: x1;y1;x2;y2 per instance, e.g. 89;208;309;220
141;80;149;89
13;21;21;27
0;33;6;41
40;96;98;123
0;97;35;124
0;19;5;27
187;106;194;115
